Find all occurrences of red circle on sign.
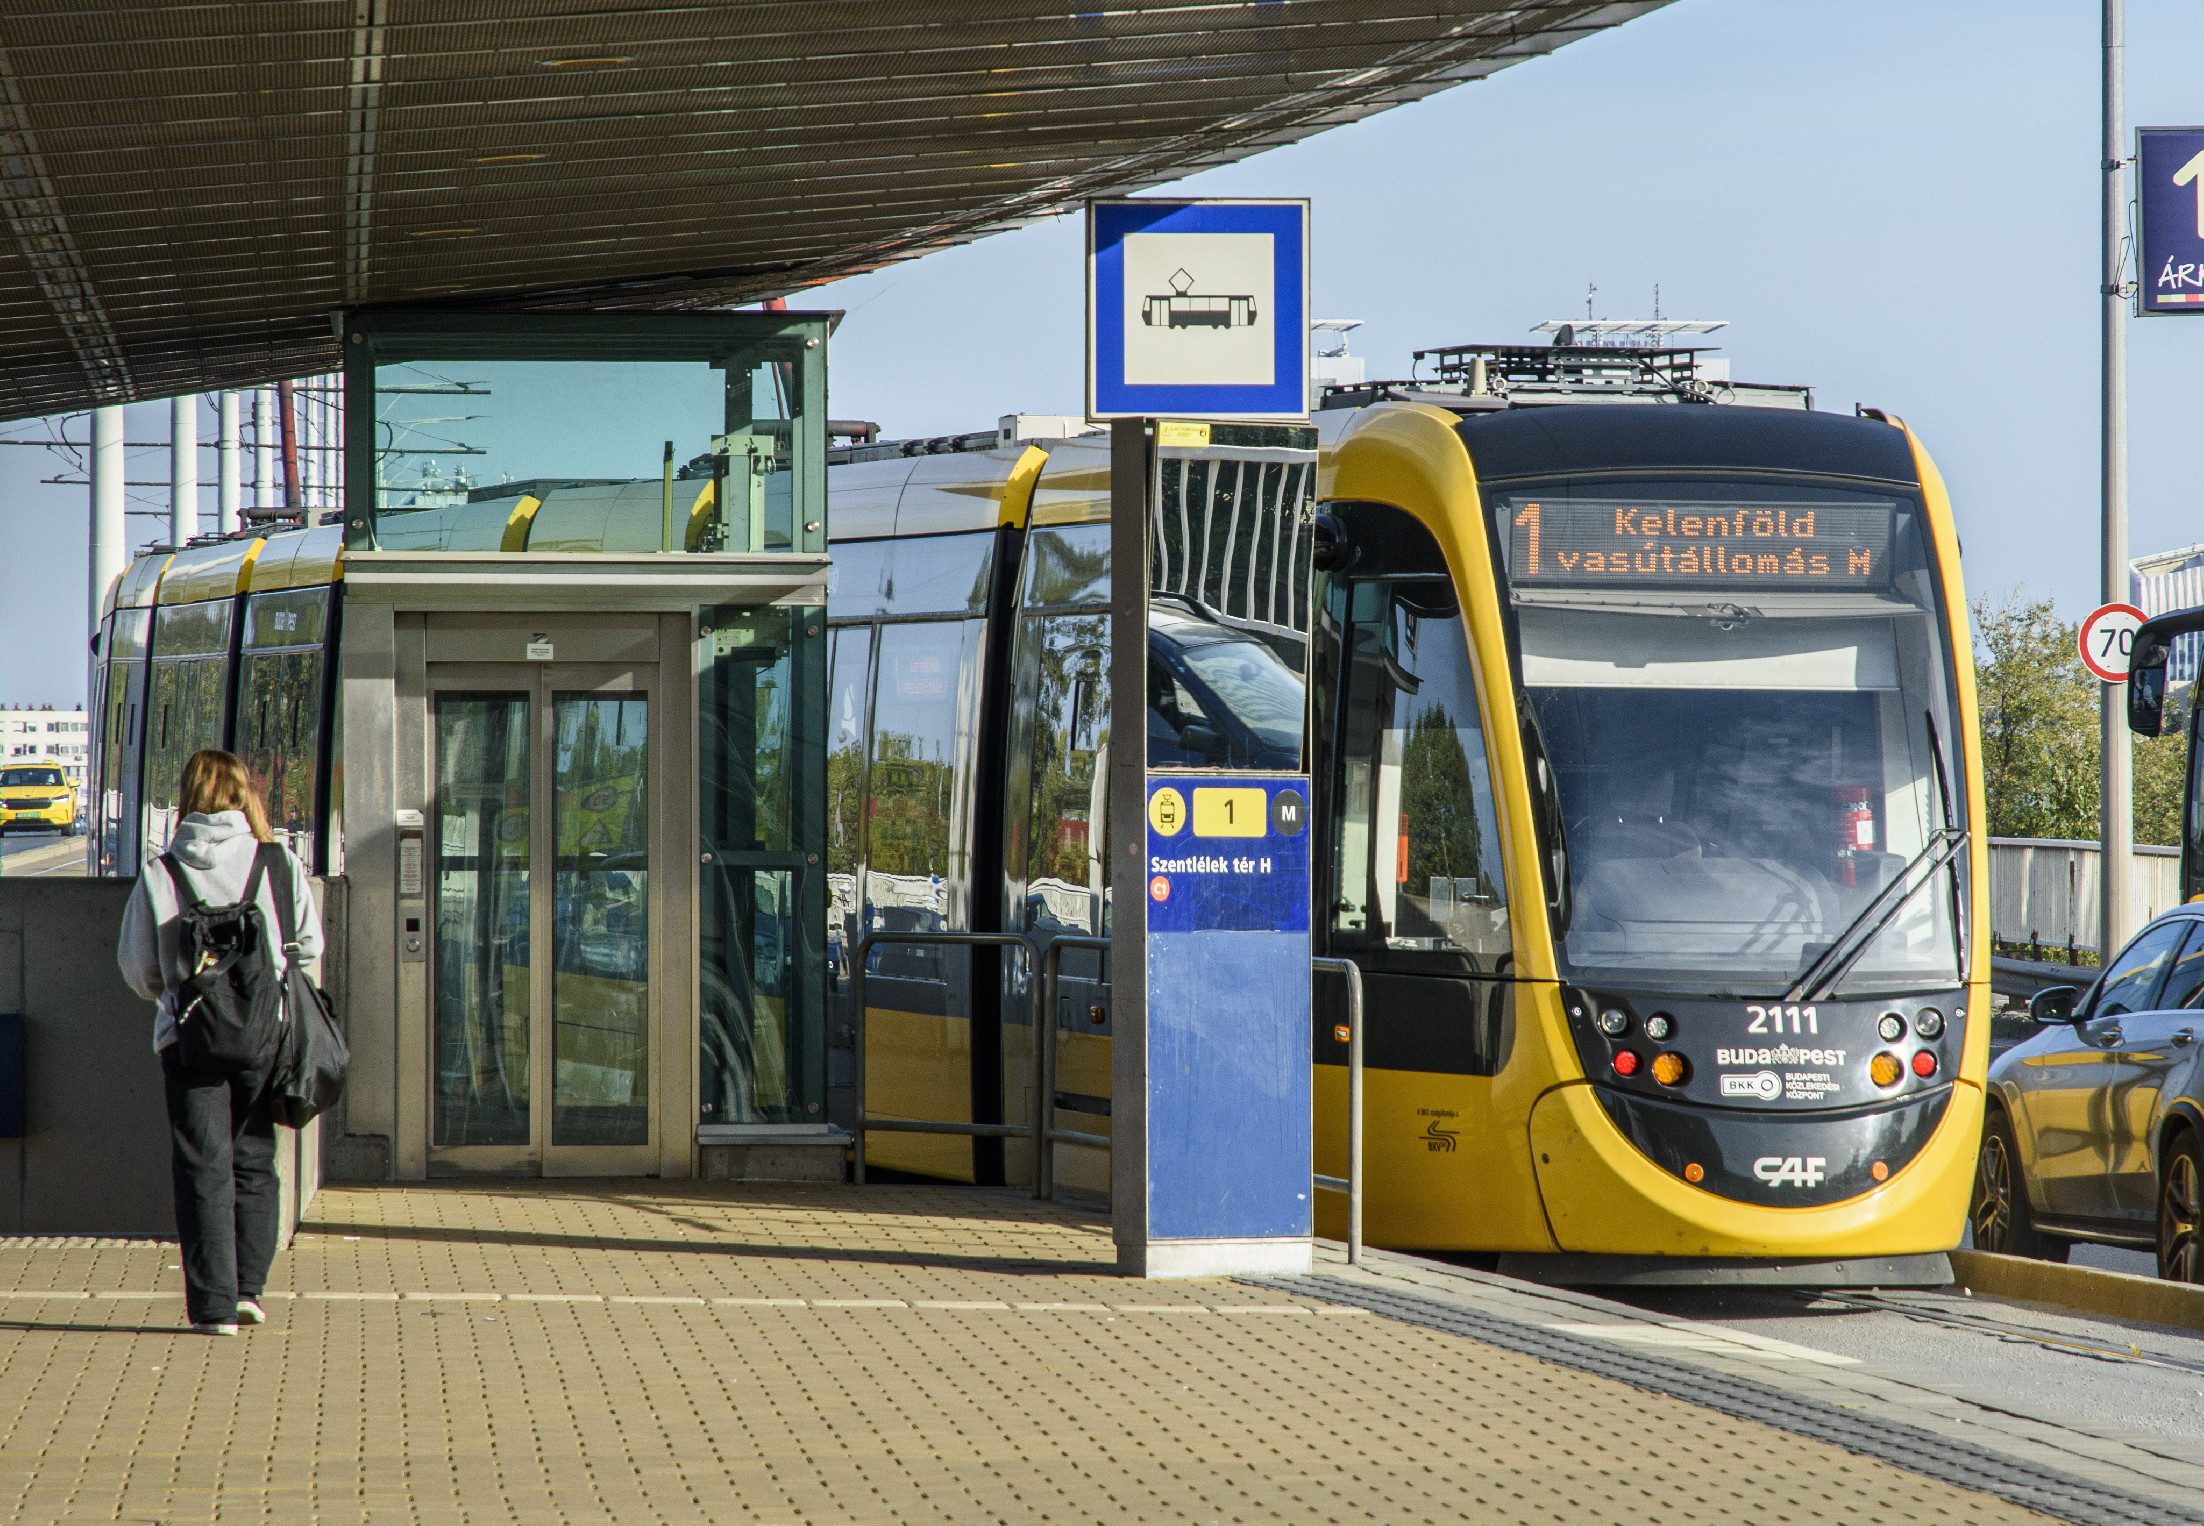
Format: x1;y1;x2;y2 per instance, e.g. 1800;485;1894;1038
1149;875;1170;902
2077;602;2146;683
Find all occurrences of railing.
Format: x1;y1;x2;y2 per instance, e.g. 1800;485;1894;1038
1035;936;1114;1202
850;931;1040;1187
1310;957;1365;1266
1988;837;2182;958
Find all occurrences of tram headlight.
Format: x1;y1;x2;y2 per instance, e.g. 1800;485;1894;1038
1911;1050;1938;1078
1877;1013;1907;1042
1914;1007;1945;1039
1612;1050;1641;1077
1650;1051;1689;1086
1597;1008;1630;1037
1644;1013;1674;1041
1870;1052;1903;1087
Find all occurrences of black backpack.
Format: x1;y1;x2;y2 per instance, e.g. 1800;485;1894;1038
266;859;349;1128
161;843;287;1072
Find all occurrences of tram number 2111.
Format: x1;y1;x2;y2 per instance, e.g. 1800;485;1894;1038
1745;1005;1819;1035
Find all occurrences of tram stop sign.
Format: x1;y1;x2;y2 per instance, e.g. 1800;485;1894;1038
1086;198;1310;420
2080;602;2146;683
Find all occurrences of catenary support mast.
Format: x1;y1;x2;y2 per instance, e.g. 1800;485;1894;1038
2100;0;2131;958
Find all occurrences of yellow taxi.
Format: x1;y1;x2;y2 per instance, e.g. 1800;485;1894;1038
0;763;79;835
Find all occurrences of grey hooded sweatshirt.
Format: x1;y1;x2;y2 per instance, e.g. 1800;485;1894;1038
116;812;323;1053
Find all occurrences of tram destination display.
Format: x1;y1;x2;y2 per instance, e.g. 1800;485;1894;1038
1504;498;1896;590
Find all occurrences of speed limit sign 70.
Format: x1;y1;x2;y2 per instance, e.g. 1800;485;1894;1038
2079;602;2146;683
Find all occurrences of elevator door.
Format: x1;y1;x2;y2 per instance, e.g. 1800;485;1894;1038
429;664;657;1176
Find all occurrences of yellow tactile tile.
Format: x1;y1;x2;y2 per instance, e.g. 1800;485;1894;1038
0;1182;2050;1525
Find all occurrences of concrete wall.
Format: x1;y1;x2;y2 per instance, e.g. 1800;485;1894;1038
0;876;323;1239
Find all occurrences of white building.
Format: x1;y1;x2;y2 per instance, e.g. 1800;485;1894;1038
1;704;90;792
2132;543;2204;683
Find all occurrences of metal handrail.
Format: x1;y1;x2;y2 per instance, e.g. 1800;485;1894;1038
1036;935;1114;1201
850;930;1038;1187
1310;956;1365;1266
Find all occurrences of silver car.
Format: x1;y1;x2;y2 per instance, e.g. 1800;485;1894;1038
1973;908;2204;1280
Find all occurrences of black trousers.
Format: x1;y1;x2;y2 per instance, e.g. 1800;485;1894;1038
161;1046;280;1325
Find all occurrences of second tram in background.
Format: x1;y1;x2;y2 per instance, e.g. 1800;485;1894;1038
87;336;1988;1283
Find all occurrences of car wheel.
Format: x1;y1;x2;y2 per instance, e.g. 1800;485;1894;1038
1972;1108;2069;1261
2158;1130;2204;1284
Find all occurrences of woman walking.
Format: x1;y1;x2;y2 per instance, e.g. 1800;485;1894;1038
118;750;321;1335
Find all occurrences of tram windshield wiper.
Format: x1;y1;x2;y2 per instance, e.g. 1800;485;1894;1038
1784;826;1968;1004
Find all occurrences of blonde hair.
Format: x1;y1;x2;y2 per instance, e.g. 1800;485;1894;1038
178;750;274;844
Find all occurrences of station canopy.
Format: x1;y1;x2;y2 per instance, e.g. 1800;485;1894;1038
0;1;1667;421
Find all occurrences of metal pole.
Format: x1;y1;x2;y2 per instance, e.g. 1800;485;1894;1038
1312;957;1365;1265
852;934;868;1185
277;379;301;513
88;405;125;740
254;388;276;516
169;395;198;546
661;440;676;553
2100;0;2131;960
217;391;241;536
1346;961;1364;1267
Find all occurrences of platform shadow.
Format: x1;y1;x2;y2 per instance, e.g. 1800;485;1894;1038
294;1219;1116;1278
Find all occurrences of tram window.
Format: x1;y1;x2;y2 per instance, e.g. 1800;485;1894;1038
242;588;330;649
236;648;325;863
862;619;983;978
825;624;874;986
1328;579;1510;971
1023;525;1111;607
1490;480;1964;995
828;532;994;618
1022;618;1109;936
142;655;232;854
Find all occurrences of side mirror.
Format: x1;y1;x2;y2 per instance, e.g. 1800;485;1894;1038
1311;512;1356;574
2029;985;2080;1025
2129;652;2168;738
1178;722;1228;758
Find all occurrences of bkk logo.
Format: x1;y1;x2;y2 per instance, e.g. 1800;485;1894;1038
1720;1070;1783;1102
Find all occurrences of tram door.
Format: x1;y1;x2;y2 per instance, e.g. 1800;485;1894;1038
427;663;658;1175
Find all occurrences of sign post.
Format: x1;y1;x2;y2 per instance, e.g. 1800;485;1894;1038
1095;199;1315;1277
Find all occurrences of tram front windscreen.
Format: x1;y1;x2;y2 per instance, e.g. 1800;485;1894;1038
1489;479;1965;998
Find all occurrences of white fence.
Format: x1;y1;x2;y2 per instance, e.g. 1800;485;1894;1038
1987;837;2184;956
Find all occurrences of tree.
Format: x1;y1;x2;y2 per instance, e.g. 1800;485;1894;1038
1972;589;2188;846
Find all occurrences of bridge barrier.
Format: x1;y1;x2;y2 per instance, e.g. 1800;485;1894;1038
1987;837;2182;958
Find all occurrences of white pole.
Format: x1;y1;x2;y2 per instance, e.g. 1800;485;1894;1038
218;390;241;536
254;388;276;516
89;405;125;709
2100;0;2131;959
170;395;199;546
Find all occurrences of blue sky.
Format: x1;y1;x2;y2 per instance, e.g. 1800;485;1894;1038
3;0;2199;705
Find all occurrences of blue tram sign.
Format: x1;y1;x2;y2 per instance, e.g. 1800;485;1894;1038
1087;199;1310;420
2139;127;2204;316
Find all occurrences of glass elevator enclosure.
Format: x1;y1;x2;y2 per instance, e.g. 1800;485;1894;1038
338;311;832;1179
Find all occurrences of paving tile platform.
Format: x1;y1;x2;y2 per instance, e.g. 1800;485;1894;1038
0;1181;2060;1525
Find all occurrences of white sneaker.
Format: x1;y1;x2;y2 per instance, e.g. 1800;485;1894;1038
192;1322;240;1336
235;1299;266;1325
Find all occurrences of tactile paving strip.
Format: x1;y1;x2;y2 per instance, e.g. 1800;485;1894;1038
1268;1273;2204;1526
0;1183;2065;1525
